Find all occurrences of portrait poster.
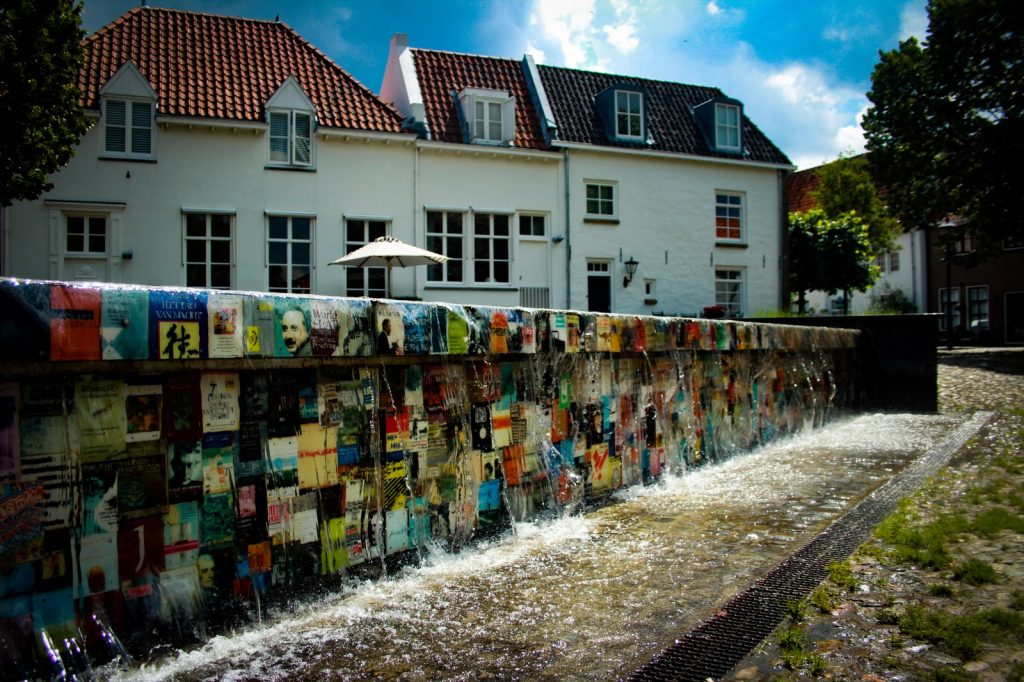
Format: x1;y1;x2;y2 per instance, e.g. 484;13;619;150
243;296;276;357
240;372;270;420
149;289;206;360
75;379;127;463
124;384;162;442
49;284;101;361
373;303;404;356
167;440;202;502
101;287;149;360
202;431;235;496
200;372;240;433
207;293;243;358
274;298;312;357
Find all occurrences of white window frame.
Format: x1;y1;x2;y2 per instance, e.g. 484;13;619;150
644;279;656;297
939;287;960;332
518;213;547;240
183;212;234;289
967;285;989;332
103;97;155;159
472;212;512;285
64;214;108;258
267;110;314;167
459;88;515;145
585;182;617;219
266;214;314;293
889;251;900;272
615;90;643;139
714;267;745;318
426;209;465;284
715;103;741;151
344;217;390;297
715;191;744;242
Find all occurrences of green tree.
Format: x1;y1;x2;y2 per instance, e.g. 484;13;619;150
0;0;89;206
812;154;899;255
862;0;1024;254
789;210;878;314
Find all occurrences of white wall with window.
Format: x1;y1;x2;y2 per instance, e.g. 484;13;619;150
267;214;314;294
715;191;744;242
99;62;157;160
344;218;389;297
585;181;616;219
715;267;745;317
184;212;233;289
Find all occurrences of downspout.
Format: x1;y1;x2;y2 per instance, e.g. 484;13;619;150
413;143;420;297
778;169;789;311
563;147;571;309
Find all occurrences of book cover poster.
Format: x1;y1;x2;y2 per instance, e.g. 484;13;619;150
565;314;580;353
118;454;167;519
297;423;338;489
266;488;292;540
291;493;319;544
274;298;312;357
404;365;424;409
428;306;448;354
163;501;199;570
0;383;19;479
202;431;235;496
117;514;165;582
385;508;408;555
466;306;490;355
82;461;118;535
50;284;101;361
237;420;266;480
446;306;469;355
549;313;567;352
0;279;51;361
207;293;244;358
297;371;319;424
240;372;270;420
75;379;127;463
489;310;509;354
101;287;149;359
167;441;202;501
125;384;162;442
402;303;431;356
267;436;299;488
374;303;404;356
200;372;240;433
149;289;207;360
317;381;342;428
492;406;511;449
337;299;374;357
163;374;201;443
508;309;536;354
471;403;492;452
200;492;234;549
308;299;341;357
243;296;276;357
76;532;118;596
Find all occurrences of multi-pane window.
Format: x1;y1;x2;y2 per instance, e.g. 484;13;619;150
185;213;232;289
268;216;312;293
518;214;546;237
889;251;900;272
104;99;153;156
586;183;615;217
345;219;388;297
939;288;960;331
66;216;107;255
269;111;313;166
953;234;974;255
473;213;511;284
426;210;464;283
714;267;744;317
615;90;642;138
967;286;989;332
715;103;740;150
715;192;743;241
644;279;656;297
474;99;503;142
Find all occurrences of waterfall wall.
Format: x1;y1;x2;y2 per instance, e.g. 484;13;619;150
0;278;858;675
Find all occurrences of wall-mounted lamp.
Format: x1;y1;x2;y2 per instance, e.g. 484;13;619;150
623;256;639;287
552;235;565;244
121;249;133;260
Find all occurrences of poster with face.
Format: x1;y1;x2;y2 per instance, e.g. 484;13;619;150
274;299;312;357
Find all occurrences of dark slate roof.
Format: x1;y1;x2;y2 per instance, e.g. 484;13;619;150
537;64;791;165
79;6;404;132
411;49;548;150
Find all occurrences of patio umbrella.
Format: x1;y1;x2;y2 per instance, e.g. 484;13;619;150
329;235;449;299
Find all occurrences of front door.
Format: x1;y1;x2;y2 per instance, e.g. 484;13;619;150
587;261;611;312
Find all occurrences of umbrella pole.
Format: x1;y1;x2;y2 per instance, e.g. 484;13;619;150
386;261;393;299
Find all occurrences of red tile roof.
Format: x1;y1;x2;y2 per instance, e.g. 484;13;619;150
786;167;821;213
78;6;404;133
411;49;547;150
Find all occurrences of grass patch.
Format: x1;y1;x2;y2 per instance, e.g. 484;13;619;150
928;583;955;598
1010;590;1024;611
899;604;1024;661
972;507;1024;536
826;560;857;589
785;598;809;622
952;558;998;586
874;505;970;571
809;586;837;613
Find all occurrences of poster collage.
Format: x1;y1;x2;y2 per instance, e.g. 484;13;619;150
0;279;858;674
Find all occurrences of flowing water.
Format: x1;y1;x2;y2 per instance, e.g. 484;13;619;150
113;412;961;681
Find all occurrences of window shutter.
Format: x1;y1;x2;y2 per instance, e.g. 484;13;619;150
105;100;126;152
130;102;152;154
501;96;515;144
293;112;312;164
269;112;290;162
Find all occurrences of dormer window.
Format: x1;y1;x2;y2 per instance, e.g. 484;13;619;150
715;103;741;150
615;90;643;139
99;61;158;160
268;110;312;166
265;76;317;169
458;88;515;145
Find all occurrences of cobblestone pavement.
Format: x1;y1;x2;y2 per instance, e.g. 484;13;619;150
722;347;1024;682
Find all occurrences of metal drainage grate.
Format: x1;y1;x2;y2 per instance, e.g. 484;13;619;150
627;411;993;682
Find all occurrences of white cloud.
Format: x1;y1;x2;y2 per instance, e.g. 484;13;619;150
530;0;598;67
706;1;721;15
899;2;928;41
603;21;639;54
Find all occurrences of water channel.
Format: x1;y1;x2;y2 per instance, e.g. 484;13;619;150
110;412;963;681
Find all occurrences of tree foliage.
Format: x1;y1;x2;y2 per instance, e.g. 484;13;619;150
0;0;89;206
789;209;878;313
812;154;899;255
863;0;1024;253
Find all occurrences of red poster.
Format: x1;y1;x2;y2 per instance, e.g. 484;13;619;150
50;285;101;360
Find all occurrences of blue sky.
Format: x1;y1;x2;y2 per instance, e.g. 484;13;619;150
82;1;929;170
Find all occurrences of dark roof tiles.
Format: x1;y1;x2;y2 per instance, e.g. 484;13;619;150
79;6;403;133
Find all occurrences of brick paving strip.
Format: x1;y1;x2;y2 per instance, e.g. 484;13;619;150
627;410;994;682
